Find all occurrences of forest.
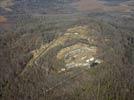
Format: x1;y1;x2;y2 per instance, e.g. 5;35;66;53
0;0;134;100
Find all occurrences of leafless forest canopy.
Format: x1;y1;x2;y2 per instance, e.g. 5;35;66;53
0;0;134;100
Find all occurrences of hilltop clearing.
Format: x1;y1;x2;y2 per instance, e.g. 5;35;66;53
2;25;106;100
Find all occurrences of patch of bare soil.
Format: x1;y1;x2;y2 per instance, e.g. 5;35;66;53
0;16;7;23
0;16;11;30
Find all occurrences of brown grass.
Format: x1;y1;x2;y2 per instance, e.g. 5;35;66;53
72;0;132;12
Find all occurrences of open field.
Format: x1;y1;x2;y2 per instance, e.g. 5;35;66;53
72;0;134;12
